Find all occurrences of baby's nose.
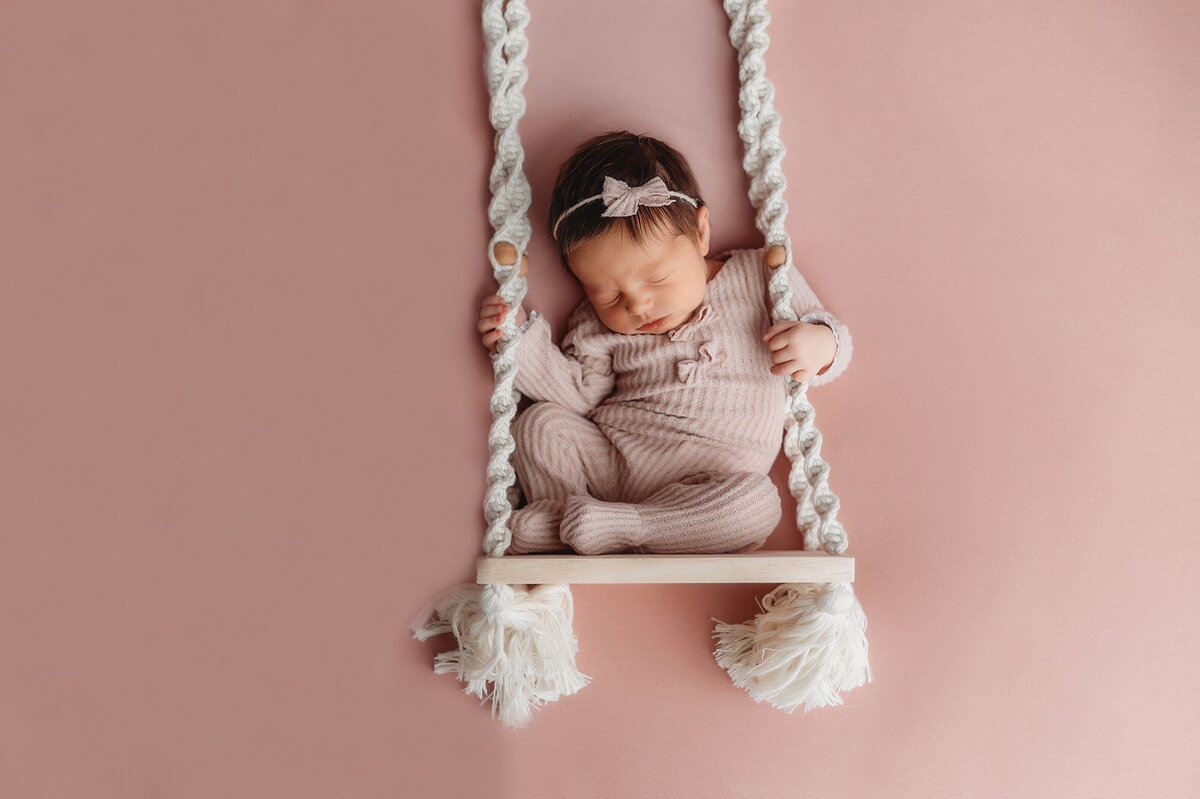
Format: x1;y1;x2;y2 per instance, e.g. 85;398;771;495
626;295;653;314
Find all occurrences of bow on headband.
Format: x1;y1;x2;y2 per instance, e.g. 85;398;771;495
601;176;677;217
552;175;700;240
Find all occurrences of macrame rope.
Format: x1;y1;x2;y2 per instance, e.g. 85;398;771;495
481;0;533;558
724;0;847;556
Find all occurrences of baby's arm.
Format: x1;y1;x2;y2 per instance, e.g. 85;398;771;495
761;258;853;386
479;297;616;415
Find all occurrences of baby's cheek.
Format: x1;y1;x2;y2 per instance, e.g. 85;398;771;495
593;307;626;334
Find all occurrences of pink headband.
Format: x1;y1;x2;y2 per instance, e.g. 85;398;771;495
552;176;699;240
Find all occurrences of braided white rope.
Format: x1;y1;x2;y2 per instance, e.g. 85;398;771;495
481;0;533;557
724;0;847;556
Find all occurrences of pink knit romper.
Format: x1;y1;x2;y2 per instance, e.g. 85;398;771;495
505;246;851;555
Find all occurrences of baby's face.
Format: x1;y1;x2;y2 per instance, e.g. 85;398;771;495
569;207;713;336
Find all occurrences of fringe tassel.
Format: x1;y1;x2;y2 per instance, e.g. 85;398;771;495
713;581;871;712
412;582;589;727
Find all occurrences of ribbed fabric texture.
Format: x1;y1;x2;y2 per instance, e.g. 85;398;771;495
560;473;782;555
506;246;851;554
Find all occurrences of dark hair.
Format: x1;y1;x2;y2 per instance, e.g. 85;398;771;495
547;131;705;269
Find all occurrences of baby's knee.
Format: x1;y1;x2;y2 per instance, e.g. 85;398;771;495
724;472;783;548
681;470;780;508
513;401;572;450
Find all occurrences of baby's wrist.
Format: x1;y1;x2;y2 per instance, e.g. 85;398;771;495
799;316;838;374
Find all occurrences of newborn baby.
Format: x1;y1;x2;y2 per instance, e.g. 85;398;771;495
478;131;851;554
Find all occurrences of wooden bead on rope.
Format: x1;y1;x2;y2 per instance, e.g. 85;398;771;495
493;241;531;277
765;244;787;270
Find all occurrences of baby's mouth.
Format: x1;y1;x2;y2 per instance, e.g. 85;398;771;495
636;314;671;332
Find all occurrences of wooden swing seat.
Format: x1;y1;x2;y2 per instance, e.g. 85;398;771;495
477;551;853;585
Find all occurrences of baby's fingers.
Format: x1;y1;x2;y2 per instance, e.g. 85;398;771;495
479;299;509;321
770;360;815;380
769;359;801;377
477;308;508;333
480;295;508;315
483;329;504;353
762;320;800;344
770;347;796;365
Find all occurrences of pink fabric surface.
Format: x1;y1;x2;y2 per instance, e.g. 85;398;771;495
2;2;1198;798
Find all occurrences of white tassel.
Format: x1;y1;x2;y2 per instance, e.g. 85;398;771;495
412;582;589;727
713;581;871;712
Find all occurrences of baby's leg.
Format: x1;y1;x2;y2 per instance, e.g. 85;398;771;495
507;401;622;554
559;471;782;555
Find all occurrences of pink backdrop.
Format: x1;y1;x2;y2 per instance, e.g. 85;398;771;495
3;1;1198;797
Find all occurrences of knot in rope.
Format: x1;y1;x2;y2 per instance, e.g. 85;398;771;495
481;583;519;620
816;583;856;615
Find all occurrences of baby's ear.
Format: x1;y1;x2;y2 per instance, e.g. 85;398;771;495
695;205;711;254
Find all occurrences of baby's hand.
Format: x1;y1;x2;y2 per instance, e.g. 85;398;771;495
763;321;837;381
479;295;528;353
